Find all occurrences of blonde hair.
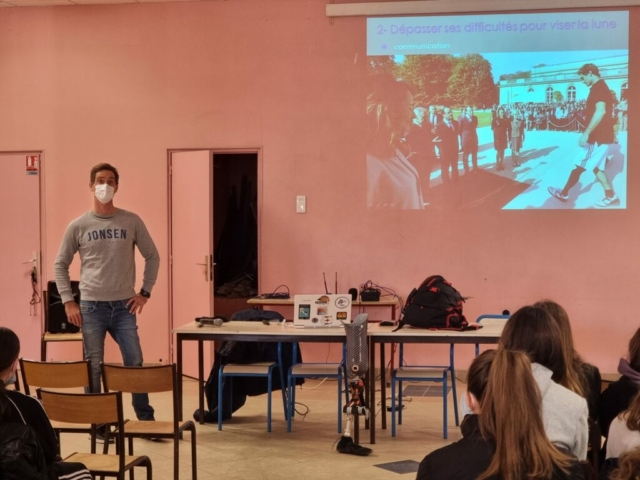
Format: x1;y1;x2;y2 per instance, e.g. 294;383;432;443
610;446;640;480
534;300;586;397
477;349;574;480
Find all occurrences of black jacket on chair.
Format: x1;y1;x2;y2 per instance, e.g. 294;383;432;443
203;310;303;418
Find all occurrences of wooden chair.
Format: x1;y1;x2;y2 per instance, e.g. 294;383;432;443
37;389;152;480
101;364;197;480
20;358;93;453
41;288;84;361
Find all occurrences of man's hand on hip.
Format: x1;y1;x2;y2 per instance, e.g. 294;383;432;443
127;295;148;315
64;301;83;327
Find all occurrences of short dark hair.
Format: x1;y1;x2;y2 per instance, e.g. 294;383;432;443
0;327;20;373
90;163;119;185
577;63;600;77
499;305;566;382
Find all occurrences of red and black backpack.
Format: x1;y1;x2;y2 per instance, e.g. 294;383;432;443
398;275;468;330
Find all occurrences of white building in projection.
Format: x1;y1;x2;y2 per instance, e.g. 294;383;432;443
498;54;628;104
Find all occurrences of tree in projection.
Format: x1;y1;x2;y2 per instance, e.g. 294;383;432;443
394;54;456;106
446;54;497;109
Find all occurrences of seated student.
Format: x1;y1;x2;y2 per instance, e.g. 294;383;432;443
535;300;602;420
500;305;589;460
606;391;640;461
601;327;640;439
417;349;585;480
0;327;91;480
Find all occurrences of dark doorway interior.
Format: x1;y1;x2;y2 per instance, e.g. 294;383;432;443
213;153;258;317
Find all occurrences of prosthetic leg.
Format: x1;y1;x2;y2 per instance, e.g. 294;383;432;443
337;313;372;456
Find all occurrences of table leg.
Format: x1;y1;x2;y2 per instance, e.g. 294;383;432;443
380;342;387;430
369;336;376;444
177;334;183;421
198;340;205;425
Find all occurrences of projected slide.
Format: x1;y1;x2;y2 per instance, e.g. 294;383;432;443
366;11;628;210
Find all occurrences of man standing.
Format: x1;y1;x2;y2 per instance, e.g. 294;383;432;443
434;107;460;184
458;106;479;174
548;63;619;208
54;163;160;436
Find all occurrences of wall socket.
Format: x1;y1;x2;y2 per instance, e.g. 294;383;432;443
296;195;306;213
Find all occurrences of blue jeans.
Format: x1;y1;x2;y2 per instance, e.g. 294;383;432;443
80;300;155;421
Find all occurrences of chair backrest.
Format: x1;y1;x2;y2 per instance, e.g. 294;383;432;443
101;363;178;425
19;359;92;396
101;363;175;394
474;314;511;357
37;389;126;472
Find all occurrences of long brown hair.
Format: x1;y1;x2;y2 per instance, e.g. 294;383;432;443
534;300;586;397
621;391;640;433
366;74;414;156
629;327;640;372
467;349;496;403
499;305;566;383
477;349;574;480
610;446;640;480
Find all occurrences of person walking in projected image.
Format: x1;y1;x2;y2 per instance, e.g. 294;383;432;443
458;106;479;174
491;107;511;171
509;109;525;168
366;74;425;209
434;106;461;184
54;163;160;442
548;63;621;208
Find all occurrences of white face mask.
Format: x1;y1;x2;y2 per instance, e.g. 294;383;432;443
94;184;115;204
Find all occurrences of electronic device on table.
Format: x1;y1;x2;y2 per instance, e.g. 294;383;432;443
293;294;351;328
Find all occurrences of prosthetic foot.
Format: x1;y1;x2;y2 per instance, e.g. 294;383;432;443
337;313;372;456
337;435;372;456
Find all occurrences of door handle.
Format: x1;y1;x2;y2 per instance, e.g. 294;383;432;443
196;255;210;282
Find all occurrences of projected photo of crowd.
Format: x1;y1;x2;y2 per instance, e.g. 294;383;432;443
366;51;629;210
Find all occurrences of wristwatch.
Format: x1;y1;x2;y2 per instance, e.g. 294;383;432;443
139;289;151;299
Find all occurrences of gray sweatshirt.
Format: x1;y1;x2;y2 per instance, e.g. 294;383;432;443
532;362;589;460
54;209;160;304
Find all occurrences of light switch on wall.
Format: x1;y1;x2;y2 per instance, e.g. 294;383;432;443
296;195;306;213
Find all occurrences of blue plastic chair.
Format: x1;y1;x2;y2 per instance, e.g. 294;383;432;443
390;343;458;439
218;342;285;432
474;314;510;356
287;343;347;433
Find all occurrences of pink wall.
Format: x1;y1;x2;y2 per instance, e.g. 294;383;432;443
0;0;637;372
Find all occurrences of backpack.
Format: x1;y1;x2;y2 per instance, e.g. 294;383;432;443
398;275;468;330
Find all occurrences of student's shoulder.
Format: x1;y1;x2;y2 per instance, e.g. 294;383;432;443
5;390;42;411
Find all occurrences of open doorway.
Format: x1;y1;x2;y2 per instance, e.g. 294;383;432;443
212;153;258;318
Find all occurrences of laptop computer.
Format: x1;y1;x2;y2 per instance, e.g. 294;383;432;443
293;294;352;328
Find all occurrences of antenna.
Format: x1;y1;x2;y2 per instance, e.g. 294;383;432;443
335;272;338;294
323;272;329;294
